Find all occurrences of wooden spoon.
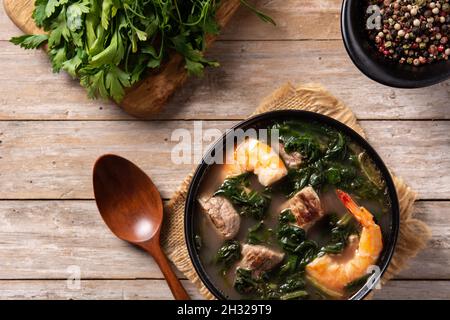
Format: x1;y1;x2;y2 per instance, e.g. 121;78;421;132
93;154;190;300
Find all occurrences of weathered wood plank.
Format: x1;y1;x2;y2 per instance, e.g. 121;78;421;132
0;200;446;280
0;41;449;121
0;121;448;200
373;280;450;300
0;279;447;299
0;1;342;42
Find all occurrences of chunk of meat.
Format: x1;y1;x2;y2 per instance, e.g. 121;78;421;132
198;196;241;239
288;186;324;229
239;244;284;277
279;143;302;169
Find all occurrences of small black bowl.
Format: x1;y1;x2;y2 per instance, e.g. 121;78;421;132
184;110;400;300
341;0;450;88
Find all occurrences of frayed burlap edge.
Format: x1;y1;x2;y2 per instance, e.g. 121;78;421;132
161;82;431;300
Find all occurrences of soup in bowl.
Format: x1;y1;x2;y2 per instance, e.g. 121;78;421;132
185;111;399;300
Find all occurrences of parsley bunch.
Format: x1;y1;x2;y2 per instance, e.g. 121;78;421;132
10;0;274;103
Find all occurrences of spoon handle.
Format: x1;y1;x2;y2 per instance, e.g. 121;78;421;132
149;243;191;300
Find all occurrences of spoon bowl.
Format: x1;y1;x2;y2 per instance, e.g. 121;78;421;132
93;154;190;300
93;155;162;243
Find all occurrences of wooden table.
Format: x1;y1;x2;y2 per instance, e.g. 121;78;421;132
0;1;449;300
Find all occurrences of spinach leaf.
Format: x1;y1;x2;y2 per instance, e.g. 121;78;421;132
319;213;358;255
324;132;348;161
278;254;299;275
279;274;306;293
274;121;386;201
277;224;306;253
280;290;309;300
214;173;271;220
279;209;296;224
215;240;241;272
234;268;259;294
234;267;309;300
284;135;322;164
277;210;319;268
247;221;274;245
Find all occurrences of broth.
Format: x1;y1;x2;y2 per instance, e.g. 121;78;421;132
194;120;392;300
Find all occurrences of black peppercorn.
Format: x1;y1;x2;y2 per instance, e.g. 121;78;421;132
366;0;450;66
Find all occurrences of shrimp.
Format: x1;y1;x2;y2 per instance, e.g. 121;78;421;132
306;190;383;296
234;138;287;187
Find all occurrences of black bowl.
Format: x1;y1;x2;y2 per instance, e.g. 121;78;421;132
185;110;400;300
341;0;450;88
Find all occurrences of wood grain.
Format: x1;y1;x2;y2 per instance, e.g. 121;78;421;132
0;279;447;299
0;41;448;121
0;200;446;280
0;121;448;200
1;0;448;300
2;0;242;118
2;0;41;35
0;1;343;42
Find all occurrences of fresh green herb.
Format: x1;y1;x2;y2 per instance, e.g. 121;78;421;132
239;0;276;26
10;34;49;49
247;221;273;245
215;240;241;273
214;173;271;220
11;0;274;103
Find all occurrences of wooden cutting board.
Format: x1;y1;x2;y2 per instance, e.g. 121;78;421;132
4;0;241;118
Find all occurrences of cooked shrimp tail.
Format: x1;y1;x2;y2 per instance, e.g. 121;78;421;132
336;189;375;227
305;190;383;295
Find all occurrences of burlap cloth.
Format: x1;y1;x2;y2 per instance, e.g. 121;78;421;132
161;83;432;300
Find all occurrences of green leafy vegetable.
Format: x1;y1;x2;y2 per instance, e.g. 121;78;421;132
215;240;241;273
277;209;318;269
10;34;49;49
11;0;274;103
239;0;276;26
319;213;359;255
274;121;386;200
234;268;259;294
280;290;309;300
234;268;308;300
214;173;271;220
279;274;306;293
278;209;296;224
277;223;306;253
247;221;274;245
